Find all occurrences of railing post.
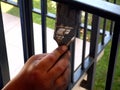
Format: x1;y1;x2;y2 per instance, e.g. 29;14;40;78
19;0;34;62
81;12;88;70
0;3;10;89
105;21;120;90
87;15;100;90
41;0;47;53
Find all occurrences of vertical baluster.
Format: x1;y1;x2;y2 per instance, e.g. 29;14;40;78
101;0;113;45
87;15;100;90
110;0;116;35
41;0;47;53
19;0;34;62
105;21;120;90
113;0;116;4
101;0;109;45
110;21;114;35
81;12;88;70
89;15;100;58
76;11;82;38
0;3;10;89
102;18;106;45
69;42;75;84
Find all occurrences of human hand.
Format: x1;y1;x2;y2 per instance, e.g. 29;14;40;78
3;45;71;90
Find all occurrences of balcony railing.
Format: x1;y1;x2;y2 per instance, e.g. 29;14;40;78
0;0;120;90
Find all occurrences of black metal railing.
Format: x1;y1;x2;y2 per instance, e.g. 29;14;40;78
0;0;120;90
52;0;120;90
0;3;10;88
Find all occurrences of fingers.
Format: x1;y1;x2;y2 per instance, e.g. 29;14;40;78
38;45;68;71
48;51;71;80
26;53;48;65
33;53;48;60
55;65;71;90
19;46;71;90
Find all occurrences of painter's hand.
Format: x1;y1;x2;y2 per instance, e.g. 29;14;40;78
3;46;71;90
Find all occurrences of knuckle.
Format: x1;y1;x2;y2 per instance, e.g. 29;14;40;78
30;55;36;59
48;53;56;61
57;66;64;72
56;78;68;90
28;70;41;82
30;55;39;60
57;48;64;54
63;59;69;66
56;66;64;72
65;52;71;59
54;47;64;55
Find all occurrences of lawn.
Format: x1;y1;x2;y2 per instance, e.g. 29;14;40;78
94;42;120;90
1;0;120;89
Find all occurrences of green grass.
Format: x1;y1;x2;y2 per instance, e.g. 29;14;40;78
1;0;120;89
94;42;120;90
112;45;120;90
94;42;111;90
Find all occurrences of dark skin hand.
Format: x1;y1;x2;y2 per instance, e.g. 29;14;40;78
2;45;71;90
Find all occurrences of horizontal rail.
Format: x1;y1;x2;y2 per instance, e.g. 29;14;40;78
2;0;120;21
2;0;116;31
52;0;120;21
2;0;18;6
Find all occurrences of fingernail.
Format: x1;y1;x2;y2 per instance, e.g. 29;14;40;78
61;45;67;51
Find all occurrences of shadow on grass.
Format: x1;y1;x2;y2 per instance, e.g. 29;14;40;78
7;6;19;17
